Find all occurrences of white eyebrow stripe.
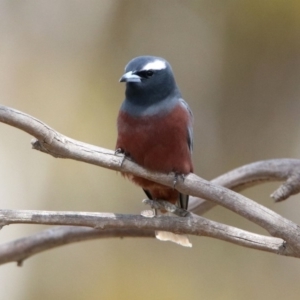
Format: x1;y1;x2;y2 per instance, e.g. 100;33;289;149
142;60;166;71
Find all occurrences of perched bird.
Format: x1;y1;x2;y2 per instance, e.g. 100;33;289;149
116;56;194;247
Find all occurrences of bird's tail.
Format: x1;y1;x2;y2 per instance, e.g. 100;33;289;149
155;231;192;247
155;211;192;248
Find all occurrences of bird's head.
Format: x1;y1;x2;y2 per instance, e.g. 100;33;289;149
120;56;179;105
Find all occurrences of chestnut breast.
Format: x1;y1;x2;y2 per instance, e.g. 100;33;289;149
116;103;193;174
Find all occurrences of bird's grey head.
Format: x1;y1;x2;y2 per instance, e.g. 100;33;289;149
120;56;179;106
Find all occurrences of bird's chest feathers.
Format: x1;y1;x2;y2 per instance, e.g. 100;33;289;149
118;105;186;144
117;104;190;172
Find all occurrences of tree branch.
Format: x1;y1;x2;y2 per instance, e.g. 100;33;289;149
0;210;288;266
1;104;300;264
1;105;299;214
189;158;300;214
0;227;154;266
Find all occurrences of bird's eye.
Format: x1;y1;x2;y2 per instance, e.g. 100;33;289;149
136;70;154;79
146;70;154;77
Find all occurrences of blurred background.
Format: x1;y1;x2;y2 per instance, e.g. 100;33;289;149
0;1;300;299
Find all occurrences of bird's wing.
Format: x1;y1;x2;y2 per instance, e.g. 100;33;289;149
178;98;194;210
179;98;193;153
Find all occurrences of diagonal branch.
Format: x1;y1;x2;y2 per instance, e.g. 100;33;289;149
1;105;300;207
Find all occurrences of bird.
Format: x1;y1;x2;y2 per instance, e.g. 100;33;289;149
116;56;194;247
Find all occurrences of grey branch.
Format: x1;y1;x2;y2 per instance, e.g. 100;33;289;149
1;104;300;264
0;210;288;266
0;226;155;266
189;159;300;214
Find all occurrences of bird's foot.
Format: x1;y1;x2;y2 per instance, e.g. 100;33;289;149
114;148;124;155
114;148;127;167
140;209;155;218
142;199;192;248
142;199;190;217
173;173;185;189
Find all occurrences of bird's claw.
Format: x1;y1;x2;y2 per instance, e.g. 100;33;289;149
115;148;127;167
140;209;155;218
115;148;124;155
173;173;185;189
142;199;190;217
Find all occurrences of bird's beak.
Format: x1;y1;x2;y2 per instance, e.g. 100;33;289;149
119;71;141;83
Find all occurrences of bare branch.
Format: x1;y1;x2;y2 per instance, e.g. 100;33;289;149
190;158;300;214
1;105;300;210
0;210;290;266
2;105;299;205
0;227;154;266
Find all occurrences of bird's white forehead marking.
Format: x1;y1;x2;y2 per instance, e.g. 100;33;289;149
142;60;166;71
